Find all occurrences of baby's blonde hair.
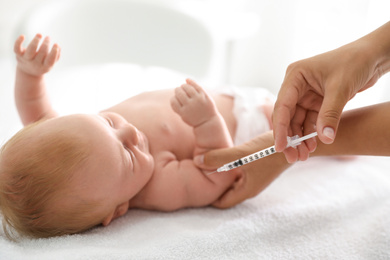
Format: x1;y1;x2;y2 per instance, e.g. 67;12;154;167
0;121;105;240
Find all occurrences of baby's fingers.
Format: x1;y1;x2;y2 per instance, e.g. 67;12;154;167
173;86;189;106
186;78;203;93
181;83;198;98
25;34;42;60
170;96;182;114
14;35;25;55
44;44;60;67
36;36;50;63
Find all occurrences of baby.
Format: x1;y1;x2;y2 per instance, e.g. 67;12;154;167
0;34;274;239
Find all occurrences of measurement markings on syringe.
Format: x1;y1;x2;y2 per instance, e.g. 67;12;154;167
212;132;317;174
227;147;276;170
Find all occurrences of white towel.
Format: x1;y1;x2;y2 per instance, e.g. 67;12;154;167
1;157;390;259
1;63;390;259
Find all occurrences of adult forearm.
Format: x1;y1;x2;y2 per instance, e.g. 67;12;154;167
201;102;390;208
236;102;390;179
363;21;390;76
313;102;390;157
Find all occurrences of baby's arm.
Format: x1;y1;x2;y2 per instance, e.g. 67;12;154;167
138;80;236;209
133;151;238;211
14;34;60;125
170;79;233;156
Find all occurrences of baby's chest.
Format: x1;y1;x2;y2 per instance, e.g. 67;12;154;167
105;93;196;159
144;114;196;160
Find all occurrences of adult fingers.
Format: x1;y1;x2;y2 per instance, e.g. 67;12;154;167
316;85;348;144
273;71;303;153
194;146;245;171
211;176;248;208
302;110;318;153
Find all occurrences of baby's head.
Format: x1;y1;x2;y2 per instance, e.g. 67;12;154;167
0;113;154;239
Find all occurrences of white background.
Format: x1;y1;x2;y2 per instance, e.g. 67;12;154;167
0;0;389;99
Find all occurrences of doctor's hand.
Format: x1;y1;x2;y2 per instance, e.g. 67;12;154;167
194;131;290;208
273;21;390;163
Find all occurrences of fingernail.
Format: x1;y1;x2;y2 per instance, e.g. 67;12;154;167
323;127;335;141
194;155;204;165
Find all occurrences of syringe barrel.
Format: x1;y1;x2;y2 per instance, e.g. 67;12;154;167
216;132;317;173
217;145;276;172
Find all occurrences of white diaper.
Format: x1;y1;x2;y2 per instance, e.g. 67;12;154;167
216;86;276;146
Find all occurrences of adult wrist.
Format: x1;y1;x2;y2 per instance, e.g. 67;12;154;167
365;21;390;76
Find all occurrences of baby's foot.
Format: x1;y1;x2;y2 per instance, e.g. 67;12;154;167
171;79;218;127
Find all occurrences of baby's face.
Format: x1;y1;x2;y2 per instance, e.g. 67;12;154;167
33;112;154;225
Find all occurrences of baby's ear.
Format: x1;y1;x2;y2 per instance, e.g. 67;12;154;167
102;202;129;226
102;212;115;226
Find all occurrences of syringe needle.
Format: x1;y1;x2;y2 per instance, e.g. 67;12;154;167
206;170;217;176
206;132;318;174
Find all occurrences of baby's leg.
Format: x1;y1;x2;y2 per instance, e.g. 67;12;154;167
260;99;274;129
171;79;233;154
232;86;275;146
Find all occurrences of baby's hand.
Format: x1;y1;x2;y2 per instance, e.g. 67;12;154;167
171;79;217;127
14;34;61;76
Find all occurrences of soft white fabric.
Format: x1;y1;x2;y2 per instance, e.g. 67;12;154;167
1;62;390;259
217;86;275;146
1;157;390;259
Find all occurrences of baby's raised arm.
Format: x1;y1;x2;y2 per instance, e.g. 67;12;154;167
166;79;237;206
134;80;238;210
14;34;60;125
171;79;233;156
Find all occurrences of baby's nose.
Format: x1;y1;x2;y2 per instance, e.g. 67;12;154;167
120;123;139;146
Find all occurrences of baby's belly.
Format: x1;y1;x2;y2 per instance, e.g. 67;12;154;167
147;117;196;160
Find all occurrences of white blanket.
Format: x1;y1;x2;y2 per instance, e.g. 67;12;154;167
1;61;389;259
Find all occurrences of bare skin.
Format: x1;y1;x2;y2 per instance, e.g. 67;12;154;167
273;21;390;163
8;34;271;227
196;101;390;208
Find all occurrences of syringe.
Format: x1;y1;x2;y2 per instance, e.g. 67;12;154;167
209;132;318;174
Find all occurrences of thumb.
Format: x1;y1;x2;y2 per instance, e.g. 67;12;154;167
194;147;244;170
317;91;347;144
211;175;248;208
